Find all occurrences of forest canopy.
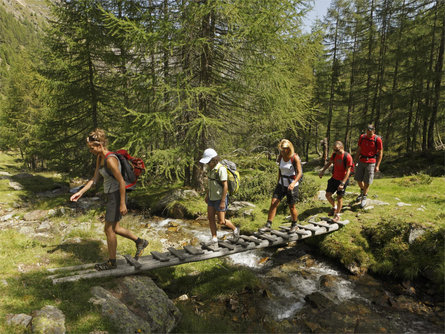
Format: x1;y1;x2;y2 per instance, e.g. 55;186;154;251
0;0;443;187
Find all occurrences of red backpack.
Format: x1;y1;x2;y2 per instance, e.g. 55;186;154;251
104;150;145;190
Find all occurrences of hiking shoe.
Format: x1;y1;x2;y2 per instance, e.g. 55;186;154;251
95;260;117;271
233;227;240;241
135;239;149;259
356;192;364;202
289;222;298;233
205;238;218;246
259;221;272;232
328;207;337;216
360;195;368;208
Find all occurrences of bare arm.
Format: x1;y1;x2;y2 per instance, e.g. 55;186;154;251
219;180;228;210
70;156;101;202
319;160;333;178
375;149;383;172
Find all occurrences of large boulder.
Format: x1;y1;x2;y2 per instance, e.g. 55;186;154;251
152;189;199;218
90;276;181;333
90;286;151;334
31;305;65;334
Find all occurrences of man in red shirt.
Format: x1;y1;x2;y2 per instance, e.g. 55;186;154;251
354;124;383;208
319;141;354;222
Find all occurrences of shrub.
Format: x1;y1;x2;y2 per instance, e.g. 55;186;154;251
394;173;433;187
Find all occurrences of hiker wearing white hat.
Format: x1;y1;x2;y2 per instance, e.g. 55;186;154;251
200;148;240;245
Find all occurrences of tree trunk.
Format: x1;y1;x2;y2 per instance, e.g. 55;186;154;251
326;16;339;148
428;3;444;150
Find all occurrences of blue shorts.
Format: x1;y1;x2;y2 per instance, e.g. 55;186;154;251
207;196;228;212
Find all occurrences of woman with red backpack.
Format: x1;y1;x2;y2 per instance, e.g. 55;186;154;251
70;129;148;270
261;139;303;232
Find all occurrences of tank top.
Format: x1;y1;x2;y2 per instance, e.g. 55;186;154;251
98;154;121;193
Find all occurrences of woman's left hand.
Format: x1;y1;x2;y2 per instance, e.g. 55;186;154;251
288;183;295;191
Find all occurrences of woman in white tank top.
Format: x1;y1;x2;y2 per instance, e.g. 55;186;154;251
261;139;303;233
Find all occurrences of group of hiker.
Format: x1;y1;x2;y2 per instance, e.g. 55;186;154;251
70;125;382;270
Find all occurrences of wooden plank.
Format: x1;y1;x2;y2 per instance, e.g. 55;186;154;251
310;221;332;229
296;224;319;232
231;238;251;247
240;235;263;245
151;251;170;262
124;254;142;269
201;242;220;252
254;232;277;242
280;226;311;236
183;245;204;255
168;247;188;261
218;241;236;250
269;229;290;239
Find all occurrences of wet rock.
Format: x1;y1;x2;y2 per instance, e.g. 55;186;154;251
304;291;335;310
24;210;48;221
90;286;150;334
6;313;32;328
346;262;367;276
153;189;199;216
31;305;65;334
226;201;256;217
319;274;340;289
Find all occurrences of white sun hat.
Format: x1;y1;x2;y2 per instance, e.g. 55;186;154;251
199;148;218;164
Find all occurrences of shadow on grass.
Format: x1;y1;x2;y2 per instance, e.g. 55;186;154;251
46;239;105;266
299;206;330;220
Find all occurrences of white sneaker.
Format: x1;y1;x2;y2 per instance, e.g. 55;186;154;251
360;195;368;208
233;228;240;240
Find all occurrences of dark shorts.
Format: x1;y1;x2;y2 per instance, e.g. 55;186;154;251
208;196;229;212
326;177;349;197
273;183;299;205
105;190;127;223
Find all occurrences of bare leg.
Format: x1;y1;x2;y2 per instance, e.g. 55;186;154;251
267;198;281;222
336;196;343;214
217;211;236;231
207;206;217;238
104;221;118;259
363;183;370;196
289;203;298;221
113;222;138;241
325;192;336;208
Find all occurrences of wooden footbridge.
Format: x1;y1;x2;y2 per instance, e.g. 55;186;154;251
48;217;349;284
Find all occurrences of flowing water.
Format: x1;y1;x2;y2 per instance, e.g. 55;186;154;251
141;218;444;333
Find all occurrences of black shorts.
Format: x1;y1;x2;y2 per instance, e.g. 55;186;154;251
326;177;348;197
273;183;299;205
105;190;127;223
